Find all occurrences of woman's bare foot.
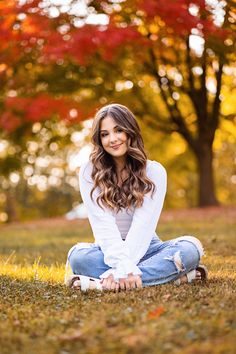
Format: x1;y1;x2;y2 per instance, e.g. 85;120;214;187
179;270;202;284
174;265;208;286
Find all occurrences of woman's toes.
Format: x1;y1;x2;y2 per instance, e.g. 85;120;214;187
196;271;201;280
180;274;188;283
89;279;98;290
73;279;81;288
177;269;203;286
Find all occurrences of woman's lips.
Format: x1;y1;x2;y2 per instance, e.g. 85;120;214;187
111;143;122;149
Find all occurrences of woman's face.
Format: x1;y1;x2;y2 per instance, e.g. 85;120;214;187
100;116;129;161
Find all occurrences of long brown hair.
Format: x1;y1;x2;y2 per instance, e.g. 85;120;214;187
90;103;155;212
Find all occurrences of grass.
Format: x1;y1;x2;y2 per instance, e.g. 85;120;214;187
0;207;235;354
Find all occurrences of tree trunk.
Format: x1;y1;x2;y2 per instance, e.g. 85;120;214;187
195;143;219;207
5;189;18;222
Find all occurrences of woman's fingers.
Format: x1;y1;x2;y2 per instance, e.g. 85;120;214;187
101;278;107;289
101;275;119;290
119;279;126;290
106;279;113;290
110;281;117;291
101;274;142;291
101;277;109;289
129;275;137;289
135;276;143;288
119;275;142;290
125;279;131;290
126;275;138;289
119;277;134;290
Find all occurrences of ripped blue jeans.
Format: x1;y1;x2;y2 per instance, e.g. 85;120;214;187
67;236;204;286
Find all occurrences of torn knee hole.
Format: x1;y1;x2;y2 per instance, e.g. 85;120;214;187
164;251;185;273
173;251;185;272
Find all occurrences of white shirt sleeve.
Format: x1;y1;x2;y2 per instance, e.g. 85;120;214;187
79;161;142;280
124;161;167;264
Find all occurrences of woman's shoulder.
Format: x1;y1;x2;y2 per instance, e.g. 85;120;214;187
147;159;166;172
79;160;93;183
146;159;167;179
80;160;92;172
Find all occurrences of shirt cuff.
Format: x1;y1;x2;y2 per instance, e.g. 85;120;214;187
99;260;142;281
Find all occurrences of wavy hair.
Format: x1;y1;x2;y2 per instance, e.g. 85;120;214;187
90;103;155;212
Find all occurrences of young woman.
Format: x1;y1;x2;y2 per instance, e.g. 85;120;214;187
65;103;208;292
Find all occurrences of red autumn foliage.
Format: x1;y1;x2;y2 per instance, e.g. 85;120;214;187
0;111;22;133
139;0;227;38
0;95;92;132
0;0;232;134
5;97;31;112
42;24;141;65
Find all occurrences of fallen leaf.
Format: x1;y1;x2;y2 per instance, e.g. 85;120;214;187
147;306;165;319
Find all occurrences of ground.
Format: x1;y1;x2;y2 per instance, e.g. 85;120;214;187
0;206;235;354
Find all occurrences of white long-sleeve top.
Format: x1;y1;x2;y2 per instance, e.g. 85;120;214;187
79;159;167;280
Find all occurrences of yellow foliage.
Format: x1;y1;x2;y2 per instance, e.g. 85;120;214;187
214;120;236;151
149;24;159;34
221;87;236;116
170;132;187;155
138;25;149;36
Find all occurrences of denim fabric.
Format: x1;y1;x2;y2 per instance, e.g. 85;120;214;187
68;236;202;286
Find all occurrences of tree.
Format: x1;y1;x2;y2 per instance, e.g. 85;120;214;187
125;0;235;206
0;0;235;207
80;0;234;206
0;0;99;221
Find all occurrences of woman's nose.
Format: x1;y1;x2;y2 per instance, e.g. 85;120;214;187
109;133;118;143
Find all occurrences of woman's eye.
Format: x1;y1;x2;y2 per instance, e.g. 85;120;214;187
117;129;123;133
101;133;108;137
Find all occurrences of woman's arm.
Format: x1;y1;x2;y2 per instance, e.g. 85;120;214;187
124;161;167;264
79;162;142;280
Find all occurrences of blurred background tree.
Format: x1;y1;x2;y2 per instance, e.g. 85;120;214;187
0;0;235;222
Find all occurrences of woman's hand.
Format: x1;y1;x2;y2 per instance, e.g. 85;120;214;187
119;273;142;290
100;274;119;292
100;273;142;291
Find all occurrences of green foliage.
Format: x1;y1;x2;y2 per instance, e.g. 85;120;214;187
0;182;80;222
0;156;21;176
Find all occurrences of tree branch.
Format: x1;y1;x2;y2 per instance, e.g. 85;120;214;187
185;37;211;138
148;48;197;151
132;85;175;133
210;61;223;134
200;47;208;121
185;38;204;122
172;44;190;95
